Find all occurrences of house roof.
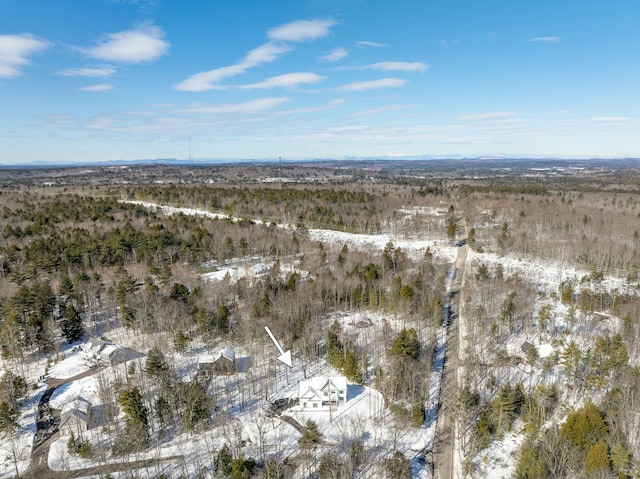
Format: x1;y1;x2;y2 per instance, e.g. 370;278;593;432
84;338;123;357
199;347;236;365
100;344;121;358
61;397;91;419
521;341;535;352
219;347;235;362
299;376;347;400
300;385;323;401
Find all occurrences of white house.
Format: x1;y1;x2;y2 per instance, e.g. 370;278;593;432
299;376;347;410
60;397;92;436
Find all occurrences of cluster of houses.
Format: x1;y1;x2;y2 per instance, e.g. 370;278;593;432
58;339;348;438
57;338;128;436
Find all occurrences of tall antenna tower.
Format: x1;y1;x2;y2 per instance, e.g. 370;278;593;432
188;136;193;166
279;156;282;189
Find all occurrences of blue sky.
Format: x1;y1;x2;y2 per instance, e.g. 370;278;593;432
1;0;639;164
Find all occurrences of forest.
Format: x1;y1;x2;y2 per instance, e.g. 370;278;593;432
0;160;639;479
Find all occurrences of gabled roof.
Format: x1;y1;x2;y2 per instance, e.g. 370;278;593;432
325;376;347;391
299;376;347;400
100;344;121;358
61;397;91;420
199;347;236;365
219;347;235;362
300;385;323;401
84;338;108;352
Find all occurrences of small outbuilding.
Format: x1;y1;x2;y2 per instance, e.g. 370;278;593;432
197;348;237;377
521;341;535;355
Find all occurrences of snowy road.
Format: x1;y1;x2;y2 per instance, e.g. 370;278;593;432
434;235;468;479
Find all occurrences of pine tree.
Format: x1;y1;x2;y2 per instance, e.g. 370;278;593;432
145;346;169;378
117;387;149;450
214;443;233;476
61;304;84;343
389;328;420;360
298;420;321;449
343;350;363;384
585;440;611;474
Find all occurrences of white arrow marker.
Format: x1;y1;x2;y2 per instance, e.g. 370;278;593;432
264;326;292;368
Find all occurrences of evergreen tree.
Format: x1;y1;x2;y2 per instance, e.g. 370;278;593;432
560;402;608;451
145;346;169;378
117;387;149;450
169;282;190;302
299;420;321;449
214;443;233;477
389;328;420;360
327;320;344;368
231;456;257;479
585;440;611;475
342;349;363;384
0;401;19;434
61;304;84;343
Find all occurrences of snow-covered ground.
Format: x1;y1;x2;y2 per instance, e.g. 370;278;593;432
1;200;633;479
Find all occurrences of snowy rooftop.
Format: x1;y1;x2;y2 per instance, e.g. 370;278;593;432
299;376;347;395
61;397;91;416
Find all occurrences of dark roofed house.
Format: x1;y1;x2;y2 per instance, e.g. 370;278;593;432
198;348;237;377
521;341;535;354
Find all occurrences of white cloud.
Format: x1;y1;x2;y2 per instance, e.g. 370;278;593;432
355;41;386;48
283;98;344;114
267;19;336;42
175;19;337;92
57;65;116;77
530;36;561;43
440;39;460;48
85;116;117;130
588;117;633;122
366;61;429;72
174;42;292;92
0;34;49;78
79;83;114;92
458;112;517;121
337;78;407;91
84;23;169;63
239;72;325;90
244;42;292;65
183;97;290;114
348;104;416;118
321;47;348;62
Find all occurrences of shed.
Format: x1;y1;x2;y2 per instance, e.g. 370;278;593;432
521;341;535;354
